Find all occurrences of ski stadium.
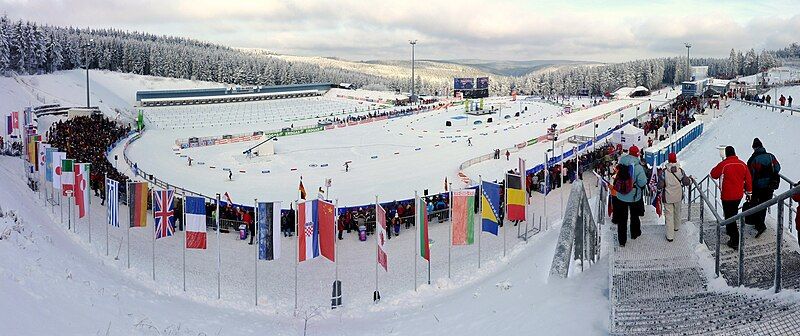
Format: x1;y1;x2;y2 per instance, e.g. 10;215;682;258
4;9;800;334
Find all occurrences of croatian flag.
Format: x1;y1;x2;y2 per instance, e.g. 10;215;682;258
298;199;335;262
185;196;207;249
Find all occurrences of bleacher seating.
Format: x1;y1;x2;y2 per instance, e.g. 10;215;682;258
143;96;383;129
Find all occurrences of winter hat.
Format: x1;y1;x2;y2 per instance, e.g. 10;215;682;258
668;152;677;163
752;138;763;149
725;146;736;157
628;145;640;157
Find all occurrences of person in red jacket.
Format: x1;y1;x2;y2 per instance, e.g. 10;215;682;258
710;146;753;250
793;190;800;244
244;211;254;245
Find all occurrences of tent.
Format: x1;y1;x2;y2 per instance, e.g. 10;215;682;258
611;123;646;149
629;86;651;97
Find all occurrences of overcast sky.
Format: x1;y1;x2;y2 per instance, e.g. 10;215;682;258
2;0;799;62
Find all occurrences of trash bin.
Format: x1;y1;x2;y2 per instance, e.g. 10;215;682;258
239;224;248;240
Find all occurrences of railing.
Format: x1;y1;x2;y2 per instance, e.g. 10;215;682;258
735;99;800;116
549;180;600;279
687;173;800;293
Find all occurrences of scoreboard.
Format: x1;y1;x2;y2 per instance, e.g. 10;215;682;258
454;77;489;98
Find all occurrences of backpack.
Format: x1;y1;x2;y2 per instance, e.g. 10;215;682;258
613;163;634;194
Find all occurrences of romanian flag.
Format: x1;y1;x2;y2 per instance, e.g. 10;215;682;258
481;181;502;235
506;173;525;221
129;182;149;227
418;196;430;261
451;189;475;245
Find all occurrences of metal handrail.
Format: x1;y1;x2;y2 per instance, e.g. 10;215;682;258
717;184;800;227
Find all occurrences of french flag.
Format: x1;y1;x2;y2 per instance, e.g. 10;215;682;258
298;200;336;262
185;196;207;249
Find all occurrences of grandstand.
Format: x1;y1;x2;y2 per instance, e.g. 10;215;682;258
135;83;336;107
142;95;384;129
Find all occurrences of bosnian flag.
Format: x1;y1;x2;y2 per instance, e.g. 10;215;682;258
376;204;388;271
185;196;207;249
298;199;335;262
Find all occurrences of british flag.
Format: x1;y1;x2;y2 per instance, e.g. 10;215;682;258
153;189;175;239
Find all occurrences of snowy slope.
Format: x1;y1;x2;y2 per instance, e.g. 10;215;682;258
0;155;609;335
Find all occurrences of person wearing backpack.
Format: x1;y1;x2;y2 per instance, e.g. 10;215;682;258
611;145;648;247
710;146;753;250
747;138;781;238
660;153;690;242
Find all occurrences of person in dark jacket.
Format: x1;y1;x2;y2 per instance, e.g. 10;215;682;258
710;146;753;249
746;138;781;237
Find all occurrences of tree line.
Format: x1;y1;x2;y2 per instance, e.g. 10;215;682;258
0;15;788;97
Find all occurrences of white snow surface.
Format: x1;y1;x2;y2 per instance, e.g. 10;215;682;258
0;154;610;335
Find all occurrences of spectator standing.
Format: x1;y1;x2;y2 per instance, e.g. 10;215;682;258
710;146;752;249
746;138;781;238
611;145;647;247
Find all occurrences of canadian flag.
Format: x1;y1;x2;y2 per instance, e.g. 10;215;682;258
376;204;388;271
74;163;90;218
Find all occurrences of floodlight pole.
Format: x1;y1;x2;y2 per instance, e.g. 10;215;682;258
410;40;417;104
685;43;692;81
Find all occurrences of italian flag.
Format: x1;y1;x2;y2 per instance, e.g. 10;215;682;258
61;159;75;196
451;189;475;245
418;197;430;261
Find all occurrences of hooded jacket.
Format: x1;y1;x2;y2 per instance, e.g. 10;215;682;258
615;154;648;203
710;155;753;201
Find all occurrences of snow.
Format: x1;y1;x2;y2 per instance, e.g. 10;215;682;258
0;154;610;335
122;87;678;206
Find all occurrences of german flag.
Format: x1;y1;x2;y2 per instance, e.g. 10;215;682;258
129;182;149;227
506;173;525;221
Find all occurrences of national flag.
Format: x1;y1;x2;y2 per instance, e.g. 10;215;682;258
505;173;526;221
185;196;207;249
325;178;332;188
224;192;233;205
11;111;19;131
74;163;91;218
52;152;66;189
153;189;175;239
481;181;502;235
444;177;449;191
257;202;281;260
27;136;41;166
649;167;662;217
61;159;74;196
298;178;307;200
451;189;475;245
37;143;49;174
45;147;56;182
5;115;11;135
376;204;388;271
418;196;430;261
298;199;335;262
106;178;119;227
129;182;149;228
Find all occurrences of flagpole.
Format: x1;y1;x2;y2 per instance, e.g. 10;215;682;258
413;191;418;292
334;199;339;283
478;176;482;269
448;185;452;279
183;193;186;292
374;195;379;302
294;200;298;314
216;193;221;300
105;173;109;256
152;189;156;281
544;152;548;230
88;168;92;244
127;182;131;269
560;145;565;214
503;174;507;258
254;198;258;306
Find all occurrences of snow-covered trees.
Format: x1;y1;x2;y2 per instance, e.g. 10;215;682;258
0;15;790;97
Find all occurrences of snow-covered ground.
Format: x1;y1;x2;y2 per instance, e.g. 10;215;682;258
0;154;610;335
123;87;678;206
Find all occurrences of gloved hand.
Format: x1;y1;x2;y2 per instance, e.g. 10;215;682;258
745;192;752;201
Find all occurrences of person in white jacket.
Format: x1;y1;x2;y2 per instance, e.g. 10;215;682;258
663;153;687;242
